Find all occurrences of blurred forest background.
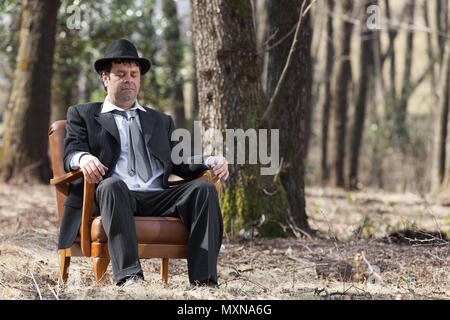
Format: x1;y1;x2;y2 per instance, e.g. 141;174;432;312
0;0;449;238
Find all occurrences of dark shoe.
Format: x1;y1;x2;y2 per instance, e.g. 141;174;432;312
116;273;144;287
192;279;219;288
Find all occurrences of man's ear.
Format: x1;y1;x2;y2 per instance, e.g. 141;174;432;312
101;72;109;89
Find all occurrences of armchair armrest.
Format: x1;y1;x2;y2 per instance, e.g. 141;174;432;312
50;168;93;257
50;168;83;185
169;170;221;196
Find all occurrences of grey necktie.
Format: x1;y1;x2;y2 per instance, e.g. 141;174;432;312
112;109;152;182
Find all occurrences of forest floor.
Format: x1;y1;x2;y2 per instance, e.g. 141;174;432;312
0;182;448;300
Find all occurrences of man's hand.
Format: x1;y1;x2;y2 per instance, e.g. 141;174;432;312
79;154;108;184
207;156;229;181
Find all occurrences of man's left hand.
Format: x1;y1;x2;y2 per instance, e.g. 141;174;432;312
207;156;229;181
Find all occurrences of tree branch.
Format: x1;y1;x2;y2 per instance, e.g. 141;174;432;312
256;23;297;57
407;57;438;96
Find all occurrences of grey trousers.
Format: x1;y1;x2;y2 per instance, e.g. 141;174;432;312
95;177;223;284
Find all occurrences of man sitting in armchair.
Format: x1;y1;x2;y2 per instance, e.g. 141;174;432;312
59;38;228;286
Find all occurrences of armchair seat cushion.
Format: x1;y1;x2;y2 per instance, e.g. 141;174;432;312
90;216;189;245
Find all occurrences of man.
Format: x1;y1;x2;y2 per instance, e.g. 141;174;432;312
60;39;228;286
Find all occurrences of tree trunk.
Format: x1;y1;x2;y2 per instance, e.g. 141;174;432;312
349;0;376;190
384;0;397;127
395;0;415;142
330;0;354;188
80;65;95;103
163;0;186;128
0;0;60;183
189;41;199;120
254;0;269;93
429;1;447;190
435;37;450;192
320;0;335;183
436;0;448;63
266;0;312;233
51;25;79;123
133;0;160;109
191;0;290;238
423;1;437;103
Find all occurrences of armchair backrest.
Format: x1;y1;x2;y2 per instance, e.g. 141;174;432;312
48;120;68;225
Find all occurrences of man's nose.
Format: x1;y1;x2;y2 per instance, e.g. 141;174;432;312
122;73;133;82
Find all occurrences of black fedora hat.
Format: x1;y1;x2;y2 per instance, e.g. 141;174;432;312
94;39;151;75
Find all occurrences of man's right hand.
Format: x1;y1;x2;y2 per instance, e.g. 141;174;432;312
79;154;108;184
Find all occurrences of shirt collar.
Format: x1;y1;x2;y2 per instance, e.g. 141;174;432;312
101;96;146;113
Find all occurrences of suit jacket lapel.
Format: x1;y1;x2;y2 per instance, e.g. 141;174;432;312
138;108;168;165
94;106;121;145
138;108;157;148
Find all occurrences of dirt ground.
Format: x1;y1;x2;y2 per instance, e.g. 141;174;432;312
0;182;448;300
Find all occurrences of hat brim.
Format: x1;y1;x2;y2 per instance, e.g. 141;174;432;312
94;57;151;75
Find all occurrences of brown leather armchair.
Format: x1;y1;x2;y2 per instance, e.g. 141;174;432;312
48;120;220;284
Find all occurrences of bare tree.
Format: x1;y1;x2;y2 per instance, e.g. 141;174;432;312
436;0;448;62
266;0;312;234
320;0;335;183
330;0;354;188
429;1;449;190
349;0;377;190
423;1;438;102
434;35;450;192
162;0;186;128
395;0;416;142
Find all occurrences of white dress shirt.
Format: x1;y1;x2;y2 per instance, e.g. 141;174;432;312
70;96;212;191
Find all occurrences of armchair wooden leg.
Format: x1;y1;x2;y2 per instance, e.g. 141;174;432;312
161;258;169;284
59;249;70;283
93;257;110;284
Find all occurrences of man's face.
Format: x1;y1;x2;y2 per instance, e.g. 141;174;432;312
102;61;141;108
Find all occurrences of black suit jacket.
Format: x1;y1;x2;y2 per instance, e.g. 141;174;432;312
58;102;209;249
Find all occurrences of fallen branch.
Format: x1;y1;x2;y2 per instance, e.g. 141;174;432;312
30;271;42;300
47;284;59;300
314;285;373;300
314;287;331;300
286;211;314;240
